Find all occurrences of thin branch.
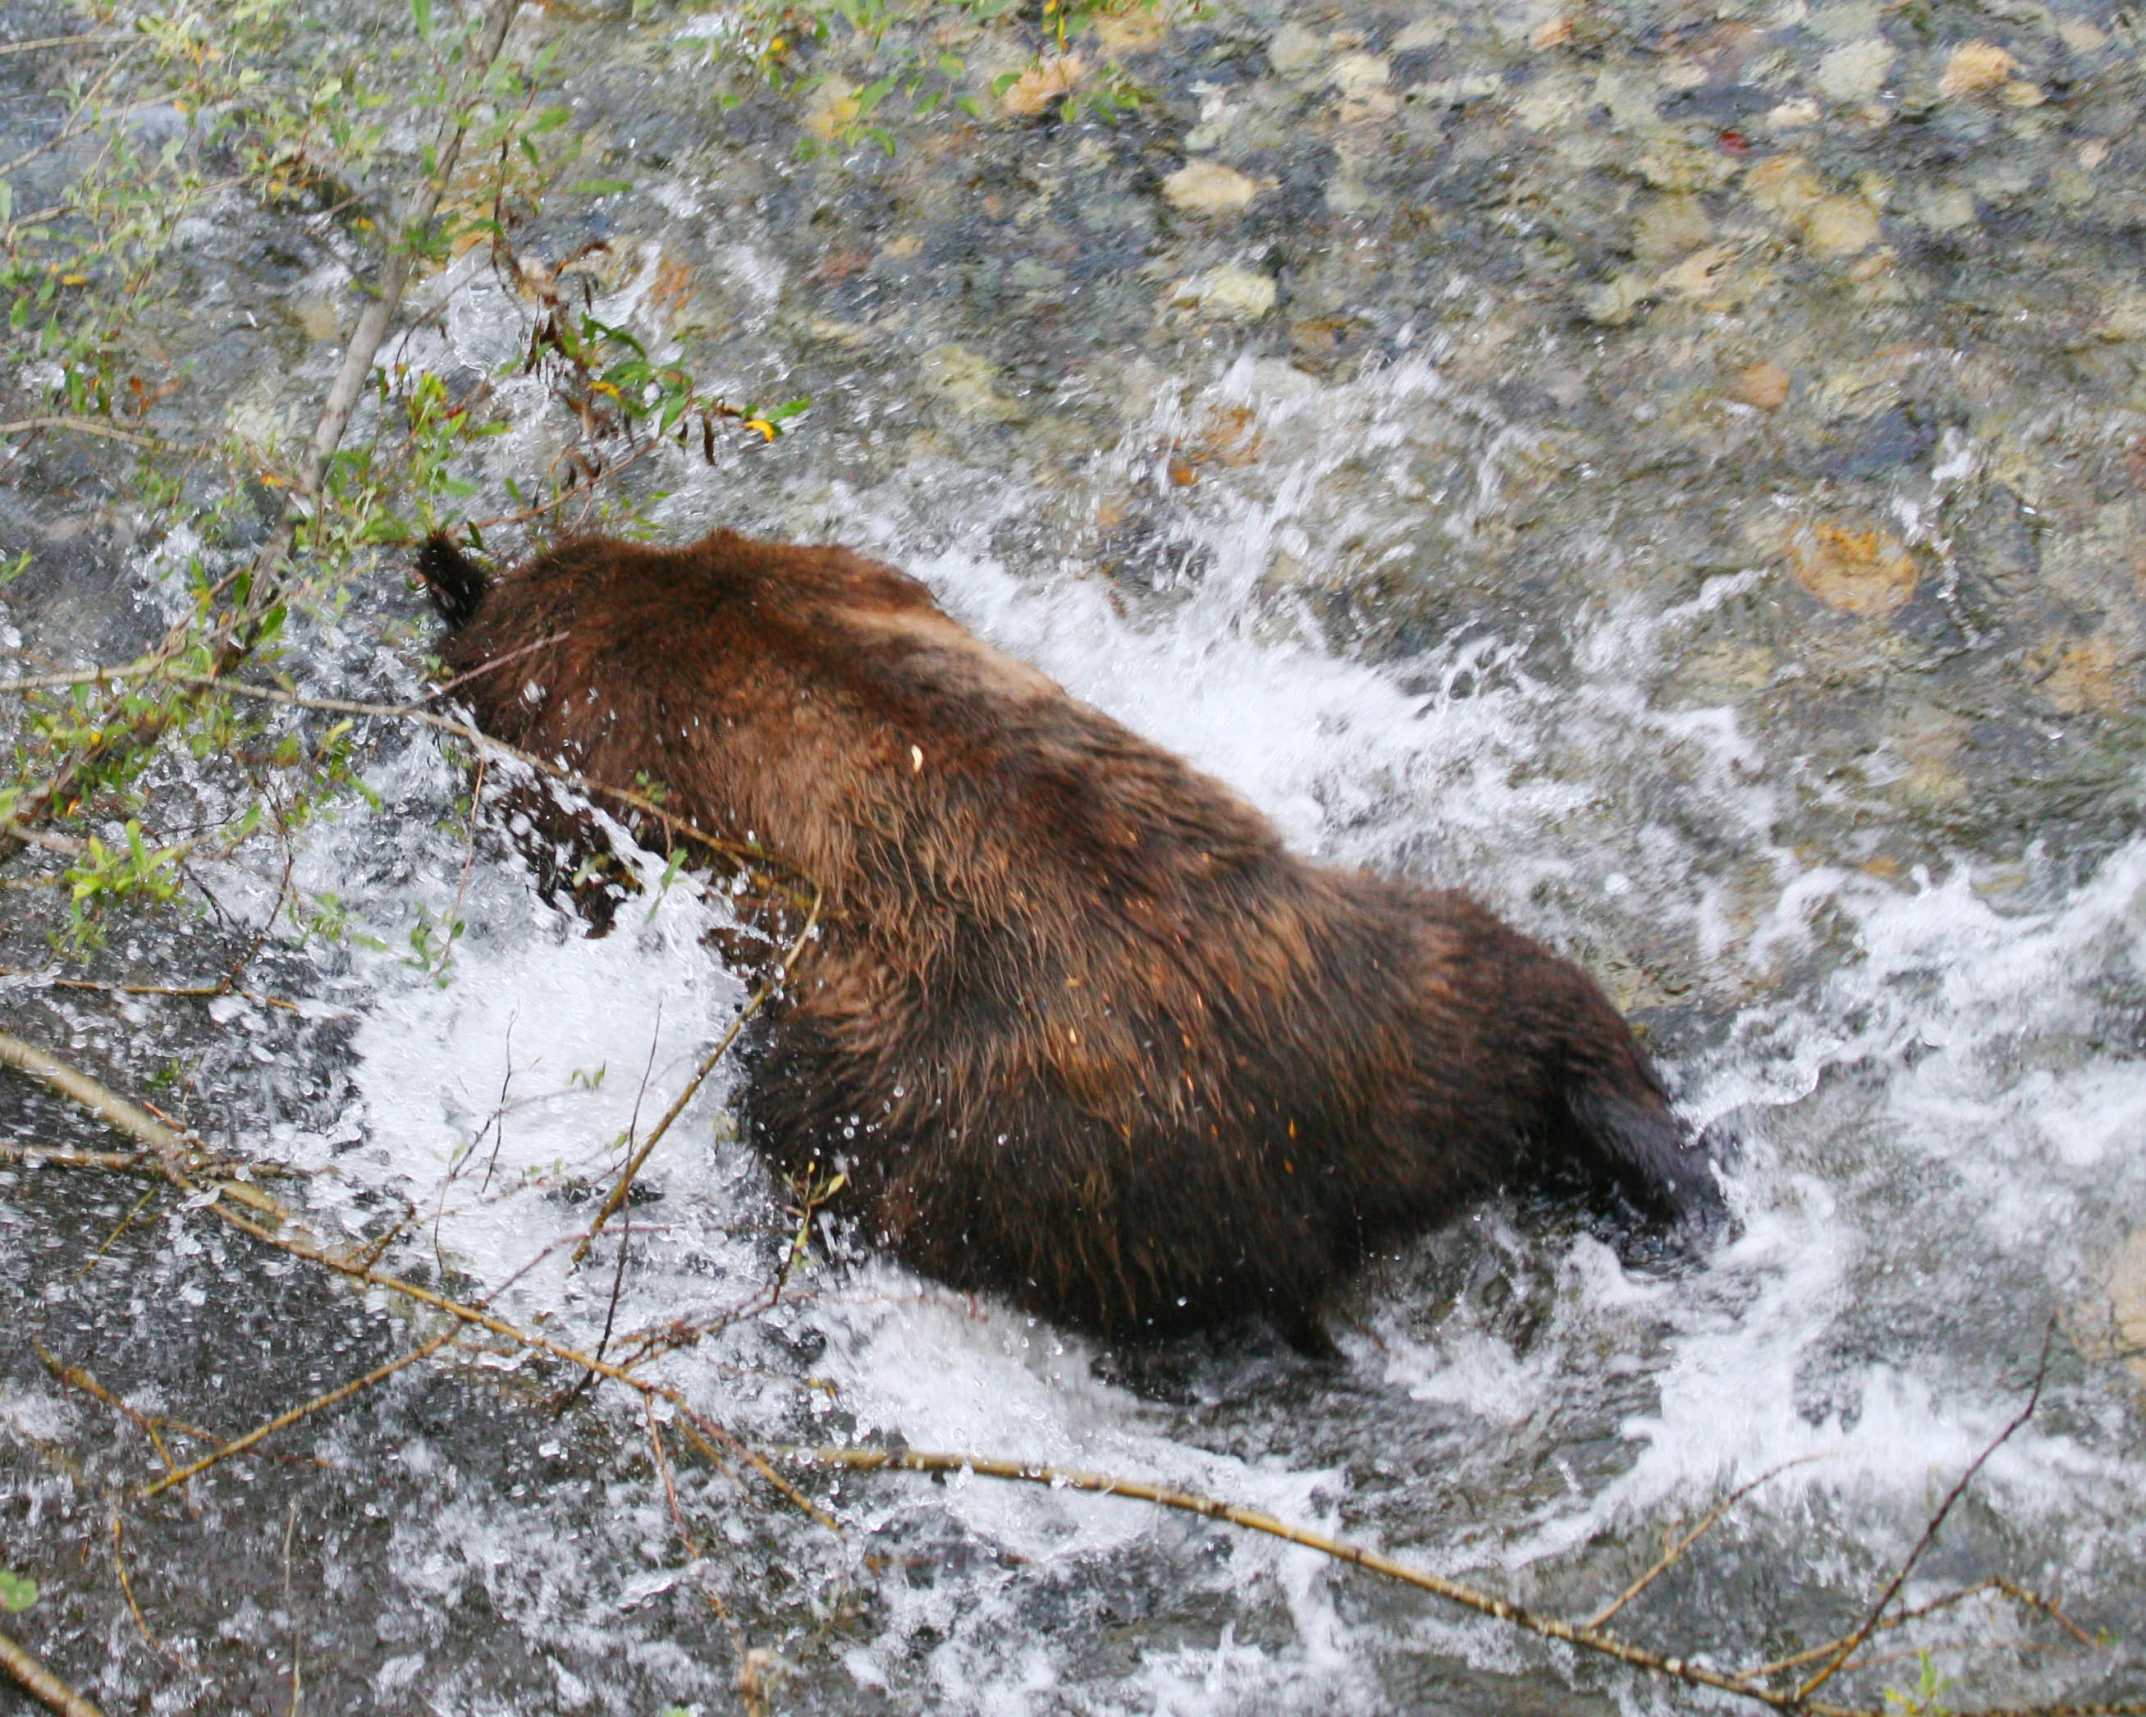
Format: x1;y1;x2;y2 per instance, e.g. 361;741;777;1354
0;416;156;447
250;0;526;588
111;1507;190;1667
4;1032;2130;1717
0;32;129;54
0;1625;107;1717
67;672;809;900
570;887;820;1266
0;965;308;1013
1;820;86;856
139;1326;462;1499
1796;1317;2059;1701
1586;1455;1825;1629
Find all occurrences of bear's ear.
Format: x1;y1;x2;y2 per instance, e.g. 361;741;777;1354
416;532;488;629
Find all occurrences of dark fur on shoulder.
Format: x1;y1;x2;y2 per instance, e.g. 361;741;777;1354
417;529;1721;1339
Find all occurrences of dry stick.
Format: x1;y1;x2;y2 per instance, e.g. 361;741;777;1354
0;416;155;446
1586;1455;1826;1630
570;889;821;1268
33;1339;198;1476
1752;1579;2100;1683
3;669;815;903
5;1036;2126;1717
0;32;127;54
0;1627;106;1717
110;1507;189;1667
139;1325;463;1499
76;1181;161;1277
270;0;525;533
1796;1318;2059;1703
186;676;814;899
2;1141;301;1181
784;1447;2143;1717
784;1445;1836;1710
0;820;86;856
0;966;307;1013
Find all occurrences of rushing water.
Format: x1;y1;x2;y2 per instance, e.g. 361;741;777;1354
4;0;2146;1709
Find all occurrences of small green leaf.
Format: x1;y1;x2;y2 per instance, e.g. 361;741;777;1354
569;177;632;197
411;0;434;44
0;1571;35;1612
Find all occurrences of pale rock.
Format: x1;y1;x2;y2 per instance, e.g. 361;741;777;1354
1730;361;1792;409
1176;265;1277;320
1001;55;1086;117
1807;0;1879;40
921;344;1027;423
1816;37;1895;102
1747;155;1826;217
1330;53;1389;98
2085;1230;2146;1391
1938;40;2020;100
1162;160;1263;217
2057;18;2107;54
1767;96;1821;128
1513;75;1584;130
802;77;859;140
1094;7;1169;52
1268;22;1327;76
1634;194;1715;262
1657;242;1738;298
1584;271;1654;326
1802;194;1879;255
1909;185;1977;230
1391;15;1450;50
1787;519;1918;615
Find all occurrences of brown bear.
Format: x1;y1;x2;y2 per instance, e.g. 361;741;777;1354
416;528;1719;1344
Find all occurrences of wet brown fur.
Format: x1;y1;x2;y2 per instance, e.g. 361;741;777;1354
419;529;1718;1341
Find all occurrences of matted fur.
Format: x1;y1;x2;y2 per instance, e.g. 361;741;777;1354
419;529;1718;1340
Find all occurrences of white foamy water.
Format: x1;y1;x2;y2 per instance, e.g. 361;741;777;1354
306;346;2146;1710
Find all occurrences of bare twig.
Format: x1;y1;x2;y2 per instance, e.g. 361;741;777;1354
0;32;128;54
0;416;156;447
76;1182;162;1277
0;820;86;856
111;1507;190;1667
570;888;820;1266
0;965;307;1012
3;1033;2131;1717
1586;1455;1825;1629
1796;1318;2059;1701
34;1340;198;1475
139;1326;463;1500
0;1625;107;1717
1752;1579;2099;1681
255;0;525;582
